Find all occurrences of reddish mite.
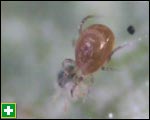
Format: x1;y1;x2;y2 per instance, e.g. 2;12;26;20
75;24;115;75
57;15;123;97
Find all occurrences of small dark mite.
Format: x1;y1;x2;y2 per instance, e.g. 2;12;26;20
127;25;135;35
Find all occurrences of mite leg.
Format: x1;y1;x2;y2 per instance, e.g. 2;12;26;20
107;42;130;63
70;76;84;97
79;15;95;34
101;40;138;71
62;58;75;75
87;75;94;94
62;59;75;69
72;15;95;48
70;82;77;97
87;75;94;85
108;35;145;61
101;66;119;71
101;43;130;71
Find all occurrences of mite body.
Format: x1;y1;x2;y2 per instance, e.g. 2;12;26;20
75;24;115;75
57;15;122;97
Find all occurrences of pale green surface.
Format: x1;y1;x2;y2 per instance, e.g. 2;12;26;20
1;1;149;119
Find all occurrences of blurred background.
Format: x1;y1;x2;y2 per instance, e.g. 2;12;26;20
1;1;149;119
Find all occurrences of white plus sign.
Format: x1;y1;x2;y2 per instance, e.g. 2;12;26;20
4;106;13;115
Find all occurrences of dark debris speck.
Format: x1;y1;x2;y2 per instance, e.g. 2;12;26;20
127;25;135;35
